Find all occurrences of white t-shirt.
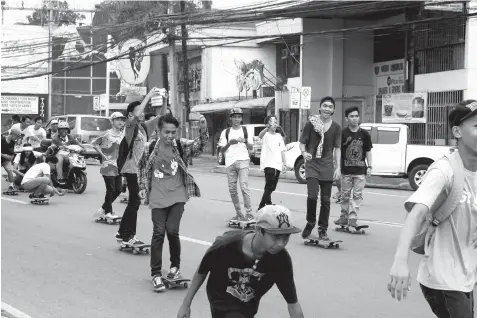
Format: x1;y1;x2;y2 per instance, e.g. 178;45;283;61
218;127;253;168
23;125;47;149
9;123;27;135
22;162;51;185
260;132;286;171
405;160;477;292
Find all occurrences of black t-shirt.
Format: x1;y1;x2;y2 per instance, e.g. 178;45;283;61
341;127;373;175
1;136;16;164
198;230;298;316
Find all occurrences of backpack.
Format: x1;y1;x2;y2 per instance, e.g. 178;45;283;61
117;123;148;174
148;139;186;167
225;126;248;142
408;151;465;255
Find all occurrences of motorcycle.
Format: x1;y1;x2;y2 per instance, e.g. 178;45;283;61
51;144;88;194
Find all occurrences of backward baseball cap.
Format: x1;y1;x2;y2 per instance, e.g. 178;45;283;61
449;99;477;127
255;205;301;235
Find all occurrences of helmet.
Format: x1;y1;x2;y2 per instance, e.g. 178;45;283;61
230;107;243;117
58;122;69;130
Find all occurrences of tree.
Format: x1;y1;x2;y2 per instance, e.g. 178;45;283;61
26;1;86;26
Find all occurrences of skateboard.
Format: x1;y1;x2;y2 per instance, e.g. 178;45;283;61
118;242;151;255
162;277;191;289
93;212;122;225
303;235;342;249
228;219;256;229
31;197;49;205
335;225;369;235
3;190;18;196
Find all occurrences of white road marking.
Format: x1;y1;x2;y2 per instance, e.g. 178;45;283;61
359;220;403;228
2;302;33;318
180;236;212;246
1;197;28;205
249;188;406;198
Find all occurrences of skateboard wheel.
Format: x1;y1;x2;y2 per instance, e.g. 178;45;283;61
304;241;309;246
119;246;123;251
164;281;169;289
335;244;340;248
145;249;149;254
133;249;138;255
183;283;188;288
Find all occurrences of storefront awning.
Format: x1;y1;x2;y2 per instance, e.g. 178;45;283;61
191;97;275;114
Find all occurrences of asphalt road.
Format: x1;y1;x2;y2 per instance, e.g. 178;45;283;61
2;164;474;318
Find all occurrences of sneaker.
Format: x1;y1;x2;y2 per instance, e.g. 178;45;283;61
115;232;122;241
301;222;315;239
105;212;119;219
348;218;358;228
230;214;245;222
334;215;348;226
152;275;165;292
7;185;16;191
122;236;145;246
318;228;329;241
244;213;254;222
167;267;181;280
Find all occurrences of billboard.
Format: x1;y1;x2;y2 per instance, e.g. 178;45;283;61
382;93;428;124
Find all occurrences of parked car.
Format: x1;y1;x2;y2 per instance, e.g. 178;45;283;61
44;115;112;162
284;123;452;190
216;124;285;165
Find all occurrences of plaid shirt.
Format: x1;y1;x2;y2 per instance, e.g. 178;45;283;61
138;129;209;205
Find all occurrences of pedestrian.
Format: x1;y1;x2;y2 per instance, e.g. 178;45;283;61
334;106;372;228
299;96;341;241
257;115;287;210
138;114;209;292
2;126;22;194
52;122;85;184
218;107;254;223
9;115;31;135
92;112;126;221
21;155;65;199
114;88;161;246
13;143;43;188
388;99;477;318
177;204;305;318
46;119;59;139
23;116;47;151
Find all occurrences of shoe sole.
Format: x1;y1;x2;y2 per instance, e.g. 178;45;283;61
153;286;166;292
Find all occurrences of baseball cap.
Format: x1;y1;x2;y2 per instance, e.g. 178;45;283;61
51;119;58;125
449;100;477;127
255;205;301;235
230;107;243;117
111;112;126;120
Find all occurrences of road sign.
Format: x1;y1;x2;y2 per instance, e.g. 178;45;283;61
93;96;100;111
300;86;311;109
289;86;301;109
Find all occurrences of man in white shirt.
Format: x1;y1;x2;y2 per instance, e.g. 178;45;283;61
21;156;65;199
218;108;254;222
388;100;477;318
257;115;287;211
23;116;47;150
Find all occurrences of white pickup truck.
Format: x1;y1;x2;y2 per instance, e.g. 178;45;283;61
284;123;452;190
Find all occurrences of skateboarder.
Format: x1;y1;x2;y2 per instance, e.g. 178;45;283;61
92;112;126;221
299;96;341;241
21;155;65;199
2;126;22;194
388;100;477;318
138;114;209;292
177;205;304;318
257;115;287;210
218;107;254;223
115;88;161;246
334;106;372;228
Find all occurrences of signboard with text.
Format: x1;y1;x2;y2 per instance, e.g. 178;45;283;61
300;87;311;109
382;93;427;124
374;59;405;96
1;96;39;114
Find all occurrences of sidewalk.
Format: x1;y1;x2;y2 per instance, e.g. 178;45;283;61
191;155;414;191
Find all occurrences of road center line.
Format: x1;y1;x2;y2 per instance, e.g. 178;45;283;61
180;236;212;246
1;197;28;205
2;302;33;318
249;188;406;198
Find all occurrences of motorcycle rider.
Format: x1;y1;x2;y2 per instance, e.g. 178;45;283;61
52;122;85;184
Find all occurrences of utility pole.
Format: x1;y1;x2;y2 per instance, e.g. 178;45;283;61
180;0;190;138
168;1;178;125
48;6;53;121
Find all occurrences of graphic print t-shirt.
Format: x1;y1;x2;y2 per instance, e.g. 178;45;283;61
92;129;124;176
341;127;372;175
198;230;298;316
149;142;187;209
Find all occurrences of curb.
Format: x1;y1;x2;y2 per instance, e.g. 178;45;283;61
1;303;32;318
212;166;414;191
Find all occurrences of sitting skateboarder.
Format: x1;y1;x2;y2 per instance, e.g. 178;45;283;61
21;156;65;200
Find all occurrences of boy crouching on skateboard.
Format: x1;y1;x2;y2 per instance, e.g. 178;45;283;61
177;205;305;318
21;156;65;200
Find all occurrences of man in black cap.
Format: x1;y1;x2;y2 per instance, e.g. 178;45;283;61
177;205;304;318
388;100;477;318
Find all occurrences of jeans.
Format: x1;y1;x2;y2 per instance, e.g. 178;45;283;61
101;176;122;213
56;150;69;180
258;168;281;210
420;284;474;318
226;160;252;216
150;202;185;277
306;178;333;229
118;173;141;239
340;175;366;220
211;307;253;318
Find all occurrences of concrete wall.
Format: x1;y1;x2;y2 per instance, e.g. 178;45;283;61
255;19;303;43
466;15;477;99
